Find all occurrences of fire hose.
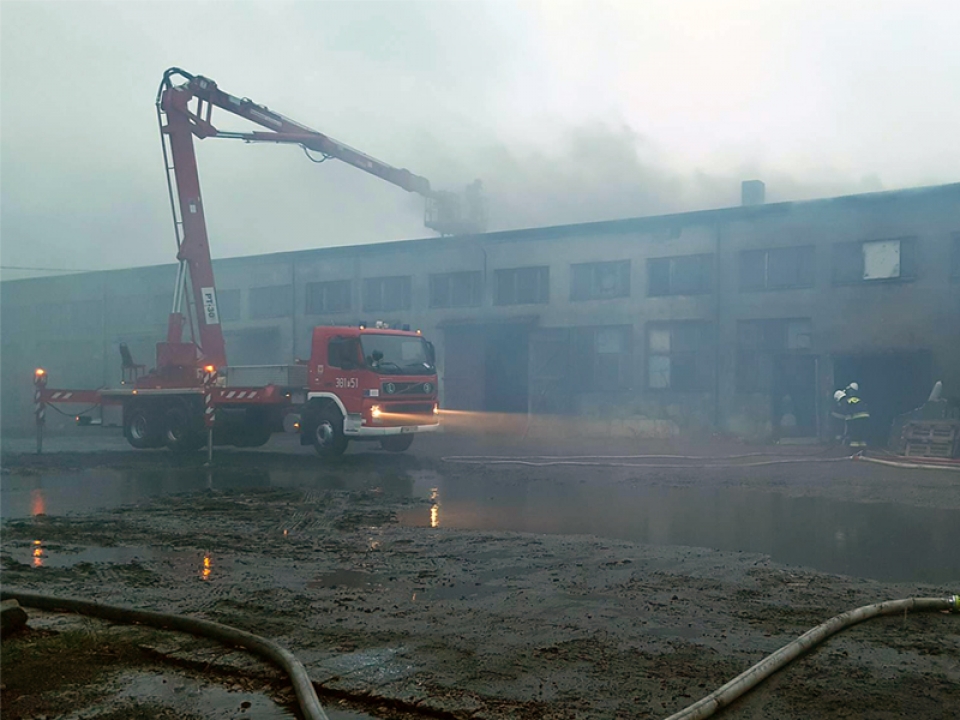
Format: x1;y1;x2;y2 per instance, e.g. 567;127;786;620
0;589;329;720
3;588;957;720
442;452;960;472
663;594;959;719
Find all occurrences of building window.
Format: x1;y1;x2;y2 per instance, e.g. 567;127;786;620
570;326;633;390
647;254;713;296
495;266;549;305
739;246;815;291
646;322;714;390
363;275;411;312
571;260;630;301
736;318;812;392
249;285;293;319
832;238;916;284
306;280;351;315
217;289;242;322
430;271;482;308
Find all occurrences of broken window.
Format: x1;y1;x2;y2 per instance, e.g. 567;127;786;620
249;285;293;319
430;271;482;308
217;289;242;322
571;260;630;301
363;276;411;312
306;280;351;315
570;325;633;390
736;318;812;392
646;322;714;390
495;266;549;305
832;238;916;284
739;246;815;291
647;254;713;296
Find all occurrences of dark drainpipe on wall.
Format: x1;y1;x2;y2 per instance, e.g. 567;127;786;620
714;222;723;430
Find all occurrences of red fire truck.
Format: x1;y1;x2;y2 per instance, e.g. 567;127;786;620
32;68;483;456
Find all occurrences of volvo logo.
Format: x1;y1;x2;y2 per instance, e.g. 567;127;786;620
384;382;397;394
422;382;434;394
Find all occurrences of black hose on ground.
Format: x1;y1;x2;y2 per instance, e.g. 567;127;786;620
0;589;329;720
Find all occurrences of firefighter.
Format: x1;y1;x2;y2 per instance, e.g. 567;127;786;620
842;382;870;448
831;389;849;443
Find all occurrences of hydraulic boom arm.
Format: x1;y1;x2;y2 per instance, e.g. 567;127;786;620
156;67;483;370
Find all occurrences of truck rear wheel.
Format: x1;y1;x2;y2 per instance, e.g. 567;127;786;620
313;407;348;458
380;434;414;453
163;405;204;453
124;405;161;449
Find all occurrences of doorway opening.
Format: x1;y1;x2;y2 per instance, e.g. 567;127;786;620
442;322;531;413
773;354;817;437
833;351;932;446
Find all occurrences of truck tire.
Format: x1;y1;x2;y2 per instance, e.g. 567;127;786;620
313;407;348;458
124;405;161;449
162;405;204;453
380;434;414;453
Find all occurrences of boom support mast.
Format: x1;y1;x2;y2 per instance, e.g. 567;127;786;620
156;67;483;369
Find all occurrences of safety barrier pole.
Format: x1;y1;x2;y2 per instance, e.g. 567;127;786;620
33;369;47;455
203;366;217;466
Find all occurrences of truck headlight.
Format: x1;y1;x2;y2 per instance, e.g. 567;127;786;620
371;405;382;419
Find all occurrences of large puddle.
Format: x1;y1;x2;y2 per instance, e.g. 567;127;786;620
3;462;958;584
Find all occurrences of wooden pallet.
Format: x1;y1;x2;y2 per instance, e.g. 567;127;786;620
901;420;960;458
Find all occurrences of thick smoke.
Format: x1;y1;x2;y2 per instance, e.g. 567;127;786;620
410;122;889;233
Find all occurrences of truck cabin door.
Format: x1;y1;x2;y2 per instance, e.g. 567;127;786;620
325;336;364;407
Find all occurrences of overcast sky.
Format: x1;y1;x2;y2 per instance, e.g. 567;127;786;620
2;0;958;279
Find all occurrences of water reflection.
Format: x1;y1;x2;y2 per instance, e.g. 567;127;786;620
397;478;960;584
31;488;46;517
1;463;414;520
4;458;958;583
430;487;440;528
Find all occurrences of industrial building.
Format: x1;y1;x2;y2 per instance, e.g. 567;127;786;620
3;181;959;443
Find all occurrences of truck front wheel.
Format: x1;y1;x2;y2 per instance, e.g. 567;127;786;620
380;434;414;453
313;407;348;458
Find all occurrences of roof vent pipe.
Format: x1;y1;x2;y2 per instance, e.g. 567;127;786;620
741;180;766;206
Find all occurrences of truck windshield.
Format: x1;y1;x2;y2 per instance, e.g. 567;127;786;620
360;334;434;375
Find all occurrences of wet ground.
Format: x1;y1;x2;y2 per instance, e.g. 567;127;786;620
2;431;959;718
4;434;959;584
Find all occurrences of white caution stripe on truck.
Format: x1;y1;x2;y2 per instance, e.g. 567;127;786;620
50;392;74;400
223;390;259;400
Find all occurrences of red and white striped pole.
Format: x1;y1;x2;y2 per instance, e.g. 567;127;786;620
33;368;47;455
202;365;217;465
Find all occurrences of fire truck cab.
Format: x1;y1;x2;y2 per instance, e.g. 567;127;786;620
299;323;440;456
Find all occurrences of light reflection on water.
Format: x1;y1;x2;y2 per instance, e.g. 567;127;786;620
2;463;958;583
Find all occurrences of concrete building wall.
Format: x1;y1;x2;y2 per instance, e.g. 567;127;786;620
3;183;958;441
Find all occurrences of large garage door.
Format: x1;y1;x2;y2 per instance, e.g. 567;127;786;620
442;326;485;410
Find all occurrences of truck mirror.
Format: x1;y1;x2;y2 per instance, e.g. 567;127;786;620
426;341;436;365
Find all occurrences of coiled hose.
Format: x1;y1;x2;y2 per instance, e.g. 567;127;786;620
0;589;329;720
3;591;957;720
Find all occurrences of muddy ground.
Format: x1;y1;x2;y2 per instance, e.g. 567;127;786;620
2;434;959;719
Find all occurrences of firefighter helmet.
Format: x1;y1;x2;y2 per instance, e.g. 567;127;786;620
834;390;846;402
